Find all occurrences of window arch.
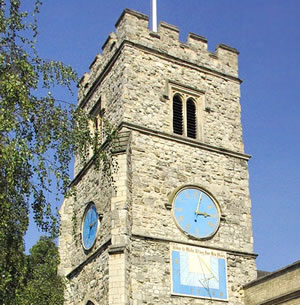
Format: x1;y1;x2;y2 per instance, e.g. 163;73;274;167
173;94;183;135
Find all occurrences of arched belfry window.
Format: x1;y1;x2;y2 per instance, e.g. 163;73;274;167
173;94;183;135
172;93;199;139
169;81;204;140
186;98;197;139
86;301;95;305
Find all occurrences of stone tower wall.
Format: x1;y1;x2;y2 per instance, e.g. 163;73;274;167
130;131;254;253
128;126;256;305
59;9;257;305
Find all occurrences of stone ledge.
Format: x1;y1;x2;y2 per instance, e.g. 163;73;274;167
71;120;250;187
120;121;251;161
111;131;131;154
149;31;160;39
101;32;117;52
159;21;180;33
115;8;148;28
131;233;257;258
108;244;126;254
217;43;239;55
66;238;111;280
166;79;205;98
188;32;208;43
89;53;102;70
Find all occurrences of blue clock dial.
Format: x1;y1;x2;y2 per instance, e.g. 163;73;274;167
173;187;220;239
82;203;99;250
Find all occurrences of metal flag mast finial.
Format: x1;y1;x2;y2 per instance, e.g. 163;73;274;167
152;0;157;32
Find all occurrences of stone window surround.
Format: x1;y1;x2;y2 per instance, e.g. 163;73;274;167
166;80;205;141
87;97;106;158
90;97;105;134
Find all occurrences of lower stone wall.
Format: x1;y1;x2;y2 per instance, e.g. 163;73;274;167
64;249;109;305
130;237;256;305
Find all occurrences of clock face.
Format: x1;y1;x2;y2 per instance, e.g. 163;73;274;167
82;203;99;250
173;187;220;239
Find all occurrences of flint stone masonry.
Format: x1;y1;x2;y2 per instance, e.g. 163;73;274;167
59;8;257;305
63;249;109;305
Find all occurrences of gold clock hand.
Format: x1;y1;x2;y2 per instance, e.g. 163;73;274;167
195;192;203;215
195;211;212;218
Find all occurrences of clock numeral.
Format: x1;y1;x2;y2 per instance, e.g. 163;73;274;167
185;192;191;199
208;221;215;228
194;190;199;198
175;207;183;212
212;291;216;296
185;223;191;230
220;292;224;297
178;215;184;222
208;205;213;209
174;258;179;264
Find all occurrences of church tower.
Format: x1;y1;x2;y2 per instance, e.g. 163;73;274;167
59;9;257;305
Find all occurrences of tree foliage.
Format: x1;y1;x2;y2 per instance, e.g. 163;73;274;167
17;237;65;305
0;0;92;302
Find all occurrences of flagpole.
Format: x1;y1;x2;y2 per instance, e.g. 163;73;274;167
152;0;157;32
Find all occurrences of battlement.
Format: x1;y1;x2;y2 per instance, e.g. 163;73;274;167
78;8;240;102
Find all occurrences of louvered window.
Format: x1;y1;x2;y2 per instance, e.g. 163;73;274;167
170;82;203;140
173;94;183;135
186;98;197;139
172;93;199;139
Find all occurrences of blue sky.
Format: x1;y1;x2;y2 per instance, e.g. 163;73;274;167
24;0;300;272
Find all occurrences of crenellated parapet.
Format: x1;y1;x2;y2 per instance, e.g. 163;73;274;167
78;8;240;104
